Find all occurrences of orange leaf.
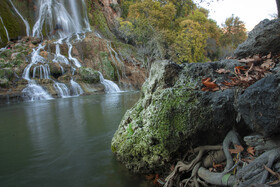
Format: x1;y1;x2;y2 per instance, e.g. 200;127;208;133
201;87;210;91
247;147;255;156
235;66;247;71
212;87;220;92
213;163;224;169
229;144;244;154
202;78;218;89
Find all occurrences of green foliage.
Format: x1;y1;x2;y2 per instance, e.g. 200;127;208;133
117;0;247;64
220;15;247;57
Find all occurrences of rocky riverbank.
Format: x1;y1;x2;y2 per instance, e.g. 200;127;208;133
111;19;280;186
0;32;147;104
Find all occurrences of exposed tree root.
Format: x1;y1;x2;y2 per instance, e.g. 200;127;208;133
162;130;280;187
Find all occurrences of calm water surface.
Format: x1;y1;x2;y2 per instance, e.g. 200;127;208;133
0;92;153;187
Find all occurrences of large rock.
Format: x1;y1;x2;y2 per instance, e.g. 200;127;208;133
111;60;244;173
78;67;100;84
236;73;280;136
234;19;280;58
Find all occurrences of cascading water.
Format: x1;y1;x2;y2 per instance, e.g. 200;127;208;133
22;81;53;101
0;16;10;42
98;72;121;93
32;0;91;38
108;43;126;78
22;44;46;80
106;42;121;81
8;0;30;36
53;43;70;65
32;64;50;79
67;39;82;68
54;82;70;98
70;79;84;96
22;44;53;101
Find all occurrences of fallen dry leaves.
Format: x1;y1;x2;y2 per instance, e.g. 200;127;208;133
247;146;255;156
229;144;244;154
201;78;219;92
201;52;279;92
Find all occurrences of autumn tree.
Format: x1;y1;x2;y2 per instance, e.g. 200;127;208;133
219;15;247;57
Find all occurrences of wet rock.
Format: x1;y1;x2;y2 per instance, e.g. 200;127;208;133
0;78;9;88
111;60;242;173
49;62;63;78
234;19;280;58
78;67;100;84
40;51;48;59
236;73;280;136
31;38;42;45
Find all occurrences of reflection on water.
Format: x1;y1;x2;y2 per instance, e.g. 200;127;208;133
0;92;154;187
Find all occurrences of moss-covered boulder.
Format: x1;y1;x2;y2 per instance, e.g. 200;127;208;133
49;62;63;78
111;60;246;174
78;67;100;84
0;78;9;88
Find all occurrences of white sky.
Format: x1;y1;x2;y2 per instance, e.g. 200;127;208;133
198;0;277;31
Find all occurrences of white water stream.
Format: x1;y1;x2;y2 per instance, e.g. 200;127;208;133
0;16;10;42
98;72;121;93
9;0;121;101
8;0;30;36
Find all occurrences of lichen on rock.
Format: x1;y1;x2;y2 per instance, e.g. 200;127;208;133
78;67;100;84
111;60;242;173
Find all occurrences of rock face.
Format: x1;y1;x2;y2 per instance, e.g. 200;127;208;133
112;60;246;173
236;73;280;136
234;19;280;58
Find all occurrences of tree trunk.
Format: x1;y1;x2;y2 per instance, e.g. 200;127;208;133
277;0;280;18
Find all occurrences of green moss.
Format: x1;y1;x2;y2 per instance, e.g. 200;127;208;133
0;49;12;58
99;52;118;80
78;67;100;84
127;123;134;137
0;78;9;88
0;68;14;81
0;0;27;47
87;0;115;39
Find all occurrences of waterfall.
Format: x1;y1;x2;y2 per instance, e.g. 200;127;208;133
107;42;126;78
8;0;30;36
32;64;50;79
53;44;70;65
69;0;82;32
23;44;46;80
54;82;70;98
70;80;84;96
98;72;121;93
106;42;121;80
67;40;82;68
0;16;10;42
22;44;53;101
33;0;90;38
22;80;52;101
